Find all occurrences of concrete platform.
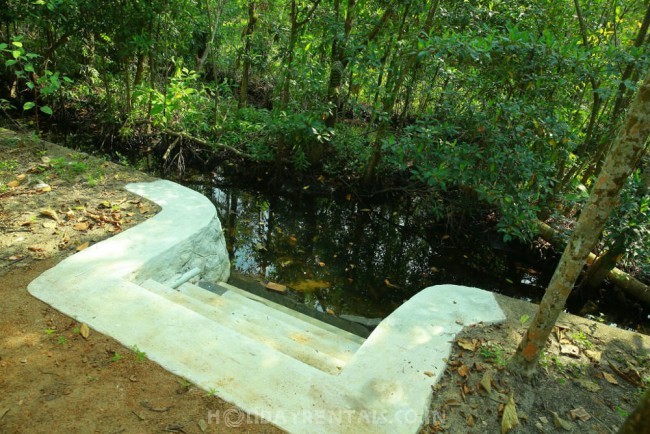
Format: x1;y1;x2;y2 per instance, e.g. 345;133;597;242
28;180;506;433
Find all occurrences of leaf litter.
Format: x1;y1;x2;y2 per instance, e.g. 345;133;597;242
422;313;649;433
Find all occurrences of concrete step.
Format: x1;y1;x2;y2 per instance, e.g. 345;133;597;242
214;281;365;345
140;279;362;374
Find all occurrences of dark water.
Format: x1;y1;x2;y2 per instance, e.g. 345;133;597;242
188;181;556;320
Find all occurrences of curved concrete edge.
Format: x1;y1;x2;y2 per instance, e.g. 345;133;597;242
28;180;229;293
336;285;506;433
27;178;230;327
124;180;230;284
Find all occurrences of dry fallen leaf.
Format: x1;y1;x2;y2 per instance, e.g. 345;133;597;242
423;371;434;377
480;370;493;393
76;242;90;252
569;407;591;422
79;323;90;339
560;344;580;357
40;208;60;224
584;349;602;363
7;180;20;188
575;377;601;392
458;364;470;378
73;221;91;231
501;393;519;434
603;371;618;385
466;414;475;428
551;411;573;431
35;183;51;192
42;221;57;229
457;338;477;351
198;419;208;432
265;282;287;293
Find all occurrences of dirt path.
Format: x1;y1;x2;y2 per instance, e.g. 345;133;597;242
1;129;648;433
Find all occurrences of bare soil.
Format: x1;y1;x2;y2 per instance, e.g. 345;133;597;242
1;129;648;434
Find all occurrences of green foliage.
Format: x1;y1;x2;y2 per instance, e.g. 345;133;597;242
604;167;650;279
519;314;530;327
0;35;71;117
221;107;274;161
479;342;507;367
1;0;648;259
267;110;335;171
132;60;211;132
131;345;147;362
570;331;593;350
324;122;370;176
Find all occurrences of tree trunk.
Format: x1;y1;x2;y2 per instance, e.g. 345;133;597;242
238;1;257;109
324;0;356;127
574;235;626;304
510;68;650;376
618;387;650;434
280;0;321;109
362;0;439;186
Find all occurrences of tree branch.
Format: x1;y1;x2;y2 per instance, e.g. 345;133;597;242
162;129;252;159
296;0;322;28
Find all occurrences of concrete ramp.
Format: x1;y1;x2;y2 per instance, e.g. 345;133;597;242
28;180;505;433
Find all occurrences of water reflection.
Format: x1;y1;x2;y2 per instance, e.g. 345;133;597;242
198;185;550;319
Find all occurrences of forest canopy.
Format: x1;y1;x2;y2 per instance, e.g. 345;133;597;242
1;0;649;282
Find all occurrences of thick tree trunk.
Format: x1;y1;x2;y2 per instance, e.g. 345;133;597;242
510;68;650;376
618;387;650;434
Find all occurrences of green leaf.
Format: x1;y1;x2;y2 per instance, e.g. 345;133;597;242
0;43;7;50
26;82;35;89
11;41;23;48
24;63;35;72
150;104;164;115
23;101;36;111
40;106;53;115
12;50;21;59
5;59;17;66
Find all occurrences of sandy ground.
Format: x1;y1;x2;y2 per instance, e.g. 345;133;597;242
1;128;648;433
